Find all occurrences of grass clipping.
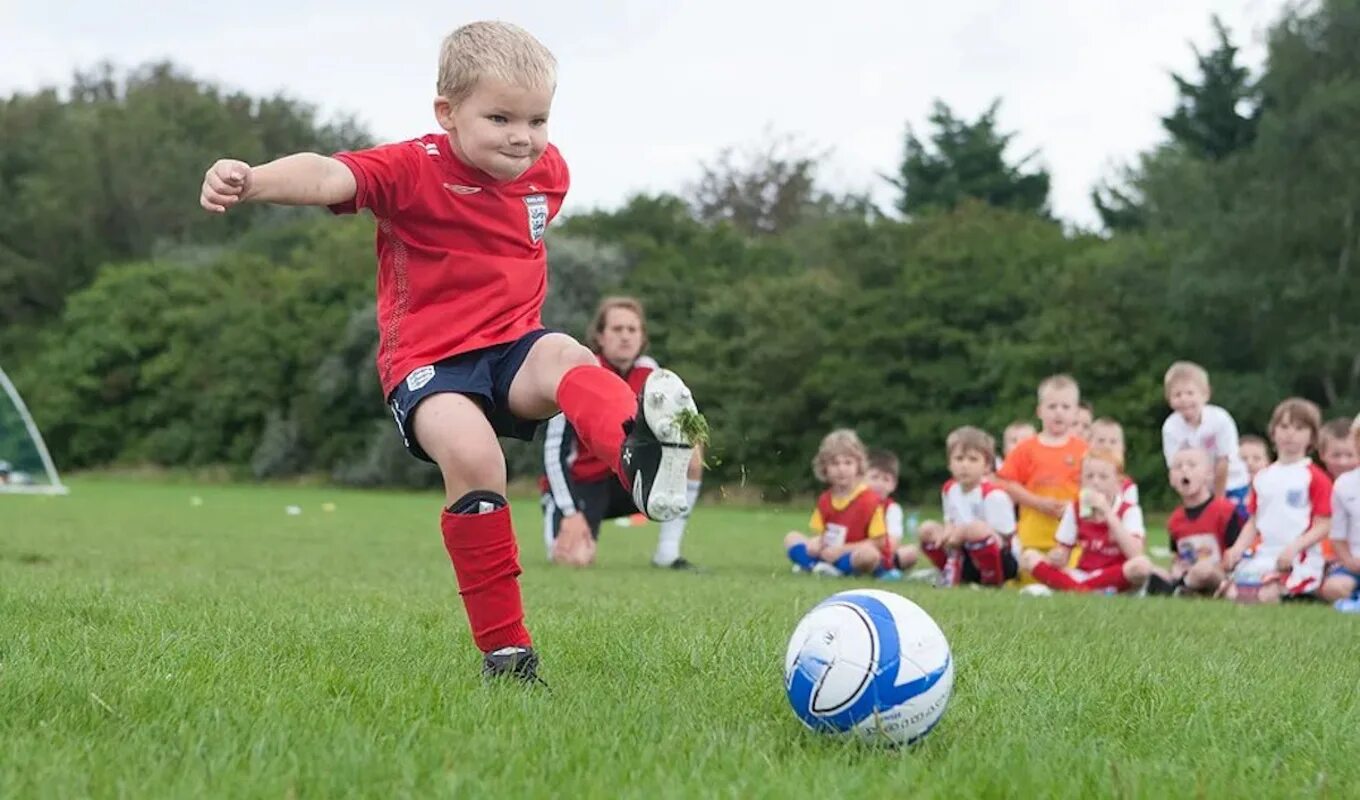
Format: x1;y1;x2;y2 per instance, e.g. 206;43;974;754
672;407;710;448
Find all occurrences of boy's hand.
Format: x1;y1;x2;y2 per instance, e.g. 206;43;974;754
1274;545;1297;573
552;513;595;567
201;159;253;213
1221;547;1242;571
1041;498;1067;519
1088;491;1112;519
1046;548;1069;567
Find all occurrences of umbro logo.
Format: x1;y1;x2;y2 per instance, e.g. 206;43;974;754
443;183;481;195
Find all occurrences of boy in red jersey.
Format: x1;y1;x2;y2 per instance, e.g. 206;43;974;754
1020;449;1154;594
1222;398;1332;603
198;22;704;683
915;427;1018;587
1162;448;1242;596
784;430;891;577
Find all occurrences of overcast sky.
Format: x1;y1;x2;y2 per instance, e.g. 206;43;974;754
3;0;1287;227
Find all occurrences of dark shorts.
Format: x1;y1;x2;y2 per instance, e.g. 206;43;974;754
387;329;554;463
961;547;1020;584
545;477;638;541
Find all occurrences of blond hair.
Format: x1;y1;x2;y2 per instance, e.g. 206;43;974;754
1084;447;1125;475
1037;374;1079;403
1269;397;1322;445
437;21;557;106
585;296;648;354
1164;361;1210;397
946;426;996;463
812;429;868;483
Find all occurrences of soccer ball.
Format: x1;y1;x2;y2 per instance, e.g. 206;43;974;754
784;588;953;746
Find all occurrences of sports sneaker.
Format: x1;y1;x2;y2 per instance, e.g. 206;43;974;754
811;562;844;577
482;646;546;686
620;370;706;522
1019;584;1054;598
876;568;904;582
1335;598;1360;614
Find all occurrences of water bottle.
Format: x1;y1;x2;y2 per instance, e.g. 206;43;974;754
906;510;921;542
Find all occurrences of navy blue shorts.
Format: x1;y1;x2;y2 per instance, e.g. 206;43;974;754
387;329;554;463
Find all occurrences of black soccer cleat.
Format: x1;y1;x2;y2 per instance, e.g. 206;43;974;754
655;557;699;571
620;370;704;522
482;646;545;686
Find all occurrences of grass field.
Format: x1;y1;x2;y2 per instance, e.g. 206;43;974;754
3;478;1358;799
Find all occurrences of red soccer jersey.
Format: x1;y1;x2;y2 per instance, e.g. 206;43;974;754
329;134;569;396
1056;499;1142;572
1167;496;1240;564
811;486;887;549
568;355;652;483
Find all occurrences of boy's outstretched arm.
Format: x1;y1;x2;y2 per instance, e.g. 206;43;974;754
200;154;356;213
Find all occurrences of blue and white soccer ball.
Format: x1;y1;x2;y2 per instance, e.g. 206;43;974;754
784;589;953;746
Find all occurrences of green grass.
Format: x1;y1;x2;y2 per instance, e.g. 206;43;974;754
2;478;1358;799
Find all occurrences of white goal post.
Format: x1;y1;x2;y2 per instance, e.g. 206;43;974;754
0;366;68;495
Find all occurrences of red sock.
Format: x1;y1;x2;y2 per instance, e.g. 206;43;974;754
1079;566;1130;593
440;505;531;652
964;538;1005;585
921;542;949;571
1031;561;1080;591
556;365;636;481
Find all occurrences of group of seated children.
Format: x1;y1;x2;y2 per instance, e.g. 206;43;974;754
784;360;1360;608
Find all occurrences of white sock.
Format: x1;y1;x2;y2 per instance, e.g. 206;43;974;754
541;495;556;561
654;480;701;565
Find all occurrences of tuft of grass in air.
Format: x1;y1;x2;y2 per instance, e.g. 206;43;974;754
672;407;710;449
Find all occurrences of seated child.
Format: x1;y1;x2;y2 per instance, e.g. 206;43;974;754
915;426;1018;587
1000;420;1036;471
1320;417;1360;605
1075;401;1095;442
785;429;892;577
1090;417;1139;506
867;448;916;570
1163;448;1242;595
1222;398;1333;603
1020;448;1153;593
1239;435;1271;483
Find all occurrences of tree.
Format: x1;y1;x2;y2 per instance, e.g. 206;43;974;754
1162;16;1260;161
887;100;1050;218
0;62;369;334
688;133;869;237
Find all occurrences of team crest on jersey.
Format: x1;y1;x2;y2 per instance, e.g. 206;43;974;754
1202;435;1217;451
1286;488;1307;508
524;194;548;243
406;366;436;392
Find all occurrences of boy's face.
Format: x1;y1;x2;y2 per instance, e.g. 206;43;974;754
1036;387;1078;437
824;454;861;491
948;447;989;488
1003;424;1035;456
866;468;897;499
437;77;552;181
1081;457;1121;501
1240;442;1270;476
597;307;644;370
1320;435;1359;478
1167;380;1208;424
1168;449;1211;500
1271;417;1313;461
1075;407;1093;440
1089;422;1125;457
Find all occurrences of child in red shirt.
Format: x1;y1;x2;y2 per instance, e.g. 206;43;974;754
198;22;705;683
